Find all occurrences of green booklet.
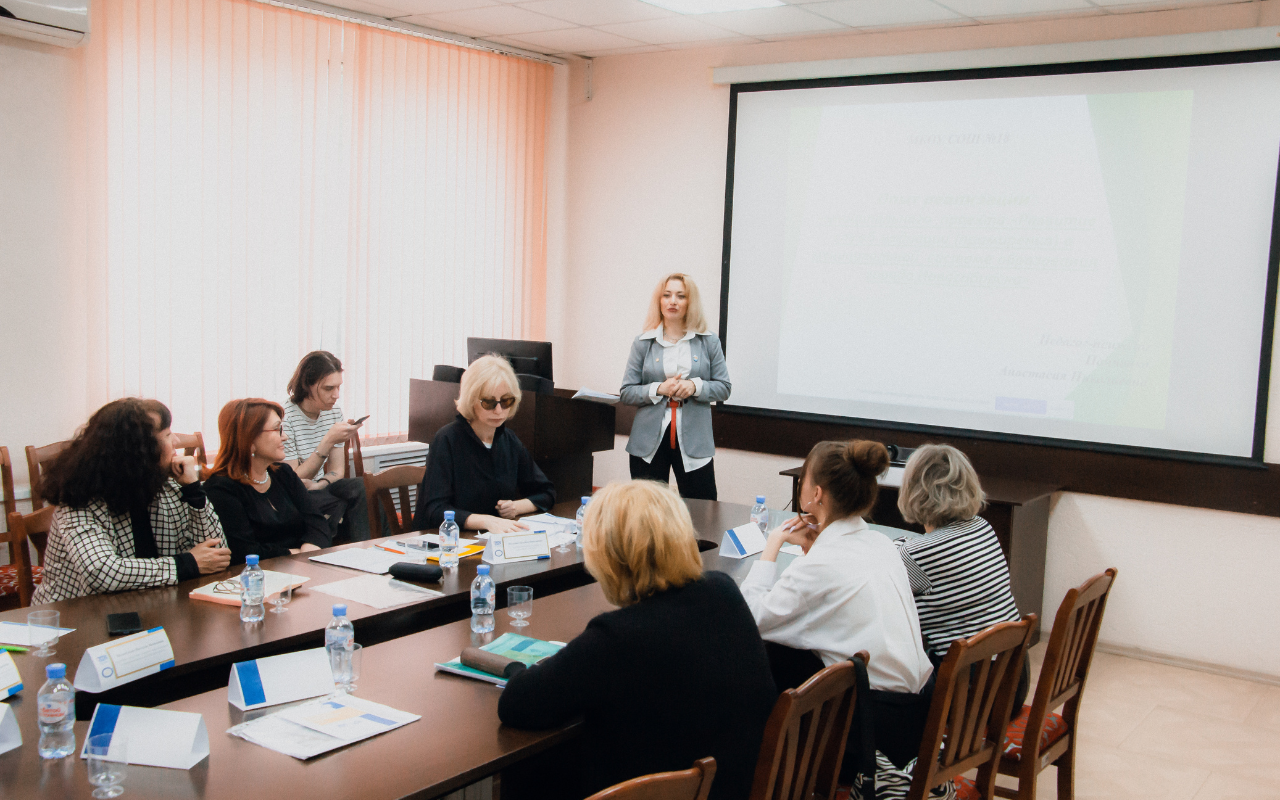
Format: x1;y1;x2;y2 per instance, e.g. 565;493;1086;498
434;632;565;687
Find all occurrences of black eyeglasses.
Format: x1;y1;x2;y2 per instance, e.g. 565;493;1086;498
479;396;516;410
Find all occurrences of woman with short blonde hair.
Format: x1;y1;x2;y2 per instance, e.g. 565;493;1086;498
411;355;554;533
499;480;777;800
894;444;1022;667
620;272;731;500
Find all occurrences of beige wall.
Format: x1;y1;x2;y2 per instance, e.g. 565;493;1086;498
0;36;89;493
570;3;1280;679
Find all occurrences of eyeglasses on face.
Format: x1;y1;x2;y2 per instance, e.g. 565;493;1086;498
262;424;285;435
479;396;516;411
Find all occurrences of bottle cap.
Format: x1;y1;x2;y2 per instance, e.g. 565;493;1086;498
756;496;766;504
333;604;348;616
46;663;66;680
581;496;591;504
443;511;455;521
246;555;259;566
477;565;490;575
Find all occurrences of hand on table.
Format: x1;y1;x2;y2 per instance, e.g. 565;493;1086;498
189;539;232;574
496;499;537;519
482;515;530;534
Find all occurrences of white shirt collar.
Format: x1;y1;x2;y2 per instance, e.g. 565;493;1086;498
809;516;870;551
641;325;697;346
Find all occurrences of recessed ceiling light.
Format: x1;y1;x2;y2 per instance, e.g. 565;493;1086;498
638;0;785;13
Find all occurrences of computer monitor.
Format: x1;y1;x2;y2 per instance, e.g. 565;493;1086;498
467;338;553;385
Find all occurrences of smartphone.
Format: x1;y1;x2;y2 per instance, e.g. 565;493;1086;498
352;415;370;426
107;611;143;636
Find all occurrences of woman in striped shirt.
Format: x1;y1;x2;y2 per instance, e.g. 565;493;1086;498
896;444;1027;706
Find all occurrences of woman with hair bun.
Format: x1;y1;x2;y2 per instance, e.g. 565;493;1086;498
739;439;932;695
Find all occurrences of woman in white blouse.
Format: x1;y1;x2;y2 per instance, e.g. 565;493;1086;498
619;273;730;500
740;439;933;695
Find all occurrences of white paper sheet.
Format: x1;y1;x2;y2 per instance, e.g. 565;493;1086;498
571;388;619;404
0;620;75;647
400;533;479;546
228;694;420;760
0;652;21;699
309;548;426;575
311;575;443;610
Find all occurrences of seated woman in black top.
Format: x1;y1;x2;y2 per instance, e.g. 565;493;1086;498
498;479;777;800
205;399;333;564
411;355;554;533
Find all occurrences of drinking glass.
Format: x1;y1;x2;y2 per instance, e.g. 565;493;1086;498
86;733;127;799
507;586;533;627
269;576;293;613
28;610;60;657
329;643;363;694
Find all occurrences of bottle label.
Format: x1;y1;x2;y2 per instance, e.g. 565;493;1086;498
38;700;68;724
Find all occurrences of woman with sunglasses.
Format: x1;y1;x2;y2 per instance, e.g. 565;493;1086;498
204;398;334;564
411;355;556;534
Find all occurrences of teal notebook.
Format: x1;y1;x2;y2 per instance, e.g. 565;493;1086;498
434;632;564;687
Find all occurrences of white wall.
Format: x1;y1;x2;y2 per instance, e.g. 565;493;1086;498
0;35;89;493
573;3;1280;679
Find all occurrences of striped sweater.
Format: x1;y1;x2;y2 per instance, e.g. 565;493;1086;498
896;516;1021;660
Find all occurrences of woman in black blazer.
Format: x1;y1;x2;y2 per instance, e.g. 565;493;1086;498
204;399;333;564
498;479;777;799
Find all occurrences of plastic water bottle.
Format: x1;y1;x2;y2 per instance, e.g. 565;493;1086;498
751;496;769;535
575;495;590;549
325;604;355;651
439;510;460;568
470;565;496;633
239;555;265;622
37;663;75;759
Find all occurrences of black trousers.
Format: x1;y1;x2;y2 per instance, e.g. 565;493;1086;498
629;434;717;500
308;476;371;543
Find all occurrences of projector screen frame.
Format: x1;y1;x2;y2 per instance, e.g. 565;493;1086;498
718;46;1280;468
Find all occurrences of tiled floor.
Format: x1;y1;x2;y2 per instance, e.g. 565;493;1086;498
1010;644;1280;800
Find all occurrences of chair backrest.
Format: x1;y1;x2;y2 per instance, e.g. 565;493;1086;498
908;616;1036;800
586;757;717;800
3;507;53;608
25;440;69;511
0;447;15;520
348;429;365;478
432;364;465;383
172;432;210;472
749;659;859;800
363;464;426;538
1023;569;1117;748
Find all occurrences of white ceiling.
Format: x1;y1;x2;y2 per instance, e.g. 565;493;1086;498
324;0;1248;58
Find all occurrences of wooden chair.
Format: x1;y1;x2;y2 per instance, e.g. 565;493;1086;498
172;432;210;472
25;440;69;512
996;569;1118;800
0;447;41;609
910;616;1036;800
363;464;426;538
348;429;366;478
586;757;717;800
2;507;51;609
748;657;860;800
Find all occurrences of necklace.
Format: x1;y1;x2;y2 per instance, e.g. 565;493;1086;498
250;472;270;486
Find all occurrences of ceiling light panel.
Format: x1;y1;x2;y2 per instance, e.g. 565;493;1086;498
638;0;784;14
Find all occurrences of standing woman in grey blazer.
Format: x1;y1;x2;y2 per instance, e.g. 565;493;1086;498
620;273;731;500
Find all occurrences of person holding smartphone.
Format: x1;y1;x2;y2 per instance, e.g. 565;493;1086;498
32;398;230;604
281;350;370;542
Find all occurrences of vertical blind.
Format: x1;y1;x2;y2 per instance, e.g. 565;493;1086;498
86;0;551;448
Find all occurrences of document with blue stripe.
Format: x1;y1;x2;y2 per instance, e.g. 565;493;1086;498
228;693;419;759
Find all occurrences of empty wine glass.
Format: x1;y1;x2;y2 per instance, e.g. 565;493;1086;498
269;575;293;613
27;610;60;657
86;733;127;799
507;586;533;628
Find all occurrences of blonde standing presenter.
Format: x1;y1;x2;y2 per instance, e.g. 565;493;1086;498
620;273;731;500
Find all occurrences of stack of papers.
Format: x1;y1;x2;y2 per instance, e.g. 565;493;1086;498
571;388;619;405
312;574;443;610
434;632;565;687
228;693;420;759
511;513;578;549
309;548;425;575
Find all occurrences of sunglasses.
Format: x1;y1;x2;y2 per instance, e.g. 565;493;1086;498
479;396;516;411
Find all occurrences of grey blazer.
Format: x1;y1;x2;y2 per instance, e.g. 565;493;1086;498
620;331;731;460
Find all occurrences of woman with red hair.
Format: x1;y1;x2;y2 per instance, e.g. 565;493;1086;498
204;399;333;564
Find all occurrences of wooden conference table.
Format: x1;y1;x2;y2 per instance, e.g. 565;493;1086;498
0;498;803;798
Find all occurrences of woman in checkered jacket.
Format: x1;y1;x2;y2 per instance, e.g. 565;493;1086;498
31;399;230;604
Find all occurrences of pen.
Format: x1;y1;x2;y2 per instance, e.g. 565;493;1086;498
0;645;27;653
535;555;550;560
374;544;407;555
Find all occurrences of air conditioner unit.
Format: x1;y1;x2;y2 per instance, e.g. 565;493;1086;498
352;441;429;522
0;0;88;47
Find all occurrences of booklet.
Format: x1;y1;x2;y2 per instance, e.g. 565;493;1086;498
189;571;310;607
434;632;565;688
